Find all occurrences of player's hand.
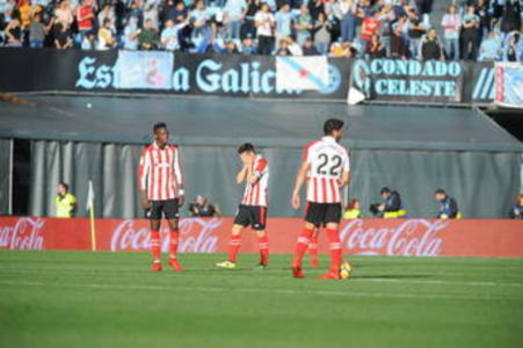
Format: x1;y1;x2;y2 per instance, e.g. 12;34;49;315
142;199;152;210
178;195;185;207
292;193;300;209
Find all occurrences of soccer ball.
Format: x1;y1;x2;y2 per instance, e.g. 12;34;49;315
340;261;353;279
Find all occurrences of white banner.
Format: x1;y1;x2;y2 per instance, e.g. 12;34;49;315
494;62;523;109
114;50;174;90
276;56;328;91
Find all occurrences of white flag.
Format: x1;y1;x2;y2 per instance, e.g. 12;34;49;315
276;56;329;91
86;180;95;211
347;87;366;105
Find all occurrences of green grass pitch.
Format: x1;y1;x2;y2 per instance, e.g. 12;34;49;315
0;250;522;348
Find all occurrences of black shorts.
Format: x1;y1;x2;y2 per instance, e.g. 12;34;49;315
233;205;267;231
305;202;342;227
146;199;180;220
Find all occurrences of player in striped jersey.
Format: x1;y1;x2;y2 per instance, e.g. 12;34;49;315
291;119;351;279
216;143;270;270
138;123;185;272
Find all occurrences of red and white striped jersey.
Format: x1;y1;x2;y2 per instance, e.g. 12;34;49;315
241;155;269;207
303;136;350;203
138;142;184;201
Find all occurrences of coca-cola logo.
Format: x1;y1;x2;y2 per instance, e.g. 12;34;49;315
0;217;45;250
111;218;222;253
340;219;448;256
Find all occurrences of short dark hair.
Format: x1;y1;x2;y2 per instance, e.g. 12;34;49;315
380;187;391;194
434;188;446;196
153;122;167;133
323;118;345;135
238;143;256;154
59;182;69;191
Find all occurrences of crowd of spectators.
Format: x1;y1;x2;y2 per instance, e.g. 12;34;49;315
0;0;521;61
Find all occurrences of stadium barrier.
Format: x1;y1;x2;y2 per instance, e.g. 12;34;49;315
0;49;494;105
1;217;522;258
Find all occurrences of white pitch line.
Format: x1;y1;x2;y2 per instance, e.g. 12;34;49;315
0;280;521;302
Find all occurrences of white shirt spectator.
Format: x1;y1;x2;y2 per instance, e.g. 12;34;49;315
254;10;274;37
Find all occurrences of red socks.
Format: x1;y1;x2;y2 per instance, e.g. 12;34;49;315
169;229;179;258
150;230;161;261
308;234;319;259
228;234;241;263
326;229;342;272
292;227;314;268
257;235;269;265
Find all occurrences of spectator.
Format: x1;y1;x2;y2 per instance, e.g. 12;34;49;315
406;6;427;59
461;4;480;60
390;22;409;59
29;12;52;48
4;17;22;47
241;0;260;40
189;195;220;217
160;0;177;23
287;35;303;56
434;189;460;219
313;11;331;55
441;4;460;60
478;30;502;61
81;30;95;49
76;0;95;41
302;36;319;55
161;18;183;51
241;35;257;54
97;4;116;33
274;3;292;49
55;182;77;218
54;22;73;49
339;0;359;42
18;0;36;40
275;37;290;55
509;193;523;219
343;199;361;219
360;9;381;51
503;31;522;62
53;0;74;30
500;0;521;34
224;40;239;53
330;41;354;57
420;28;443;61
224;0;247;40
97;18;116;50
254;3;275;55
294;4;313;46
123;15;141;50
144;0;161;30
367;33;386;58
138;18;158;50
369;187;407;218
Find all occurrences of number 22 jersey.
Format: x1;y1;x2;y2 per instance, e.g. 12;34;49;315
303;136;350;204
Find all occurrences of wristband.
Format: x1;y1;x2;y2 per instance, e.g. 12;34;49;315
179;189;185;196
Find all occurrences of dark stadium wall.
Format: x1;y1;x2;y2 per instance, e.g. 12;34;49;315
0;139;13;215
27;140;521;219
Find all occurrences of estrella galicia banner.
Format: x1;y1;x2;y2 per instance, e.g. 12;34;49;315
350;59;464;103
113;50;174;90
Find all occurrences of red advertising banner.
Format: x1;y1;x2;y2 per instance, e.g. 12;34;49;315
0;217;522;258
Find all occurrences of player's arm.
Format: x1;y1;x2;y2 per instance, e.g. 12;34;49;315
292;160;310;209
138;149;152;209
338;149;351;188
247;158;268;185
173;147;185;206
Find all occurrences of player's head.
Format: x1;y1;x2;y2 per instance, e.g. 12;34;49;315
323;118;345;141
238;143;256;163
153;122;169;146
434;188;447;202
58;182;69;195
380;186;391;199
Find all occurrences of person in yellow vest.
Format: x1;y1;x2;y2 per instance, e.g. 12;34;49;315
343;199;362;219
370;187;407;218
434;189;462;219
55;182;77;218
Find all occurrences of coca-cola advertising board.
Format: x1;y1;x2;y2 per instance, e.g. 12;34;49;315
0;217;522;258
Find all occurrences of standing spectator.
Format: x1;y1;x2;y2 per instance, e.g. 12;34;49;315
390;22;408;59
406;6;427;59
190;0;210;41
461;4;480;60
509;193;523;219
4;17;22;46
500;0;521;34
54;0;74;29
420;28;443;61
475;0;491;39
274;3;292;49
441;4;461;60
160;0;177;22
254;3;275;55
76;0;95;41
224;0;247;40
18;0;36;43
308;0;324;21
478;30;502;61
241;0;260;40
294;4;313;46
29;12;52;47
434;189;460;219
144;0;160;30
503;32;521;62
97;4;116;33
313;11;331;55
367;33;386;58
138;17;159;50
339;0;358;43
123;15;141;50
55;182;77;218
172;1;188;24
97;17;116;50
302;36;319;55
360;10;381;50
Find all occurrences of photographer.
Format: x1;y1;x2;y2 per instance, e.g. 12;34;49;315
370;187;407;219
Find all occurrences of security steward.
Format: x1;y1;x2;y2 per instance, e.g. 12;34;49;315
55;182;77;218
434;188;461;219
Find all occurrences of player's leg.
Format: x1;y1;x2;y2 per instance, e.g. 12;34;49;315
292;202;320;278
308;228;320;267
253;206;269;268
216;224;243;269
165;199;184;272
149;217;163;272
318;203;344;279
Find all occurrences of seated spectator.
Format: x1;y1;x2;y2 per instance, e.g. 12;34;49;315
366;34;386;58
420;28;443;61
369;187;407;219
123;15;141;50
441;4;460;60
287;35;303;56
478;31;502;61
241;35;257;54
138;18;158;50
4;17;22;47
54;23;73;49
329;41;354;58
434;189;461;219
343;199;361;219
294;4;313;46
224;40;239;53
503;31;521;62
97;18;116;50
81;30;95;49
509;194;523;219
161;18;187;51
275;37;290;55
189;195;220;217
389;22;408;59
302;37;319;55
